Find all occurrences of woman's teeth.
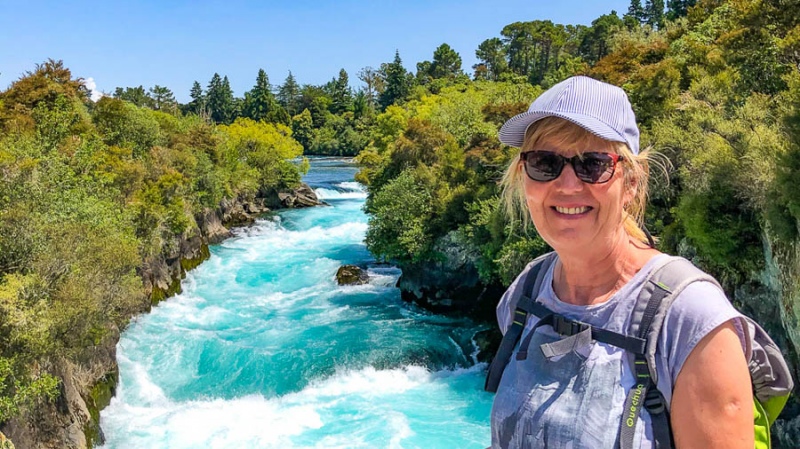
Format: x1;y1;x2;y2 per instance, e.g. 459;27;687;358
554;206;590;215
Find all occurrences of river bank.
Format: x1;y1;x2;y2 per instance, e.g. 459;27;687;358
0;184;323;449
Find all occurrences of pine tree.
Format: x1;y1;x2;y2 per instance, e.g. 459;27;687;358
149;85;178;113
378;50;411;110
475;38;508;81
243;69;288;124
206;73;236;124
277;71;301;116
430;43;463;79
645;0;665;28
625;0;646;25
666;0;696;20
188;81;206;117
330;68;353;114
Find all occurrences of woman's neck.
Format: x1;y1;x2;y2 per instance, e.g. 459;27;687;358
553;234;657;306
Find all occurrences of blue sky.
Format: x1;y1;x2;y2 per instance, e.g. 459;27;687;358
1;1;630;102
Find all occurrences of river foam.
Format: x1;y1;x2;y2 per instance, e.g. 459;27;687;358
99;158;492;448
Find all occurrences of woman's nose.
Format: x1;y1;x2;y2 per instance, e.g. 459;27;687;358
554;162;584;191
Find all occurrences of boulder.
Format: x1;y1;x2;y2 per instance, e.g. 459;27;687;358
263;183;324;209
336;265;369;285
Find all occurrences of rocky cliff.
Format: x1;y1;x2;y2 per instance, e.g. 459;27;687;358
0;185;322;449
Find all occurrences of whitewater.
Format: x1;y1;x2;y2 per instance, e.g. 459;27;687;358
99;158;493;448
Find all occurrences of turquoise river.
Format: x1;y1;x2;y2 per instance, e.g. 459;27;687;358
99;157;494;448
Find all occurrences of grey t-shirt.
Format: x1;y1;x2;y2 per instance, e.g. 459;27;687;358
491;253;746;448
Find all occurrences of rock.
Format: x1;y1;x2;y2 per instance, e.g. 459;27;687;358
397;231;505;319
473;328;504;364
336;265;370;285
263;183;324;209
197;208;232;244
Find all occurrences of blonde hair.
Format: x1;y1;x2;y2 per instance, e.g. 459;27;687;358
500;117;652;244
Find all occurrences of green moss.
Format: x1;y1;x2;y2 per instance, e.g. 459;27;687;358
180;243;210;275
83;369;118;448
150;276;182;306
150;243;211;305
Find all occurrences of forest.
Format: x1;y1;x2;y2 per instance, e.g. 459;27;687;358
1;0;800;444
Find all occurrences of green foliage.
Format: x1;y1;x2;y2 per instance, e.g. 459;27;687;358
365;168;434;263
0;61;309;421
219;118;304;189
379;51;413;110
92;97;165;158
206;73;237;124
242;69;290;125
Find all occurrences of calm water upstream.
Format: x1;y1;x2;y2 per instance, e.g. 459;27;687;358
98;157;494;448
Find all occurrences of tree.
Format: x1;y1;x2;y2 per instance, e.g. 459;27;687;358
645;0;665;28
206;73;236;124
358;66;384;109
430;43;463;79
378;50;412;110
242;69;289;125
329;68;353;114
579;12;624;65
187;81;206;117
148;85;178;113
626;0;646;26
113;86;153;108
475;38;508;80
277;71;301;116
666;0;696;20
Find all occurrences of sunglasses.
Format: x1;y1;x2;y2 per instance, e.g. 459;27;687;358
519;151;623;184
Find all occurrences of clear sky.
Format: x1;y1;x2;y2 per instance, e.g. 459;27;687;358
1;0;631;102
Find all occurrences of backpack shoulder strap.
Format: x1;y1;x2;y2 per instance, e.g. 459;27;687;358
485;251;557;393
619;256;719;449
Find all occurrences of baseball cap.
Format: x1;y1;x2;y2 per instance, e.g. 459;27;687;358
498;76;640;154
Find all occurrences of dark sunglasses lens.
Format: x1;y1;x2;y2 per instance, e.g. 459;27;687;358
525;152;564;181
574;153;616;183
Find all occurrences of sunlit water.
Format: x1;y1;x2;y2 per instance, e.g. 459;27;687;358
99;158;493;449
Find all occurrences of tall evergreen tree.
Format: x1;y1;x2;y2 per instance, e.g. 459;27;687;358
625;0;647;25
206;73;236;124
579;12;624;65
666;0;696;20
645;0;665;28
243;69;289;124
475;38;508;81
277;71;301;116
430;43;463;79
188;81;206;117
329;68;353;114
378;50;411;110
149;85;178;113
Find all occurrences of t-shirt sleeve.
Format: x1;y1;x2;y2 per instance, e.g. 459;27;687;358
655;280;747;406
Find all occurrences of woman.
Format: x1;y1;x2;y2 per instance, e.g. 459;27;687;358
490;76;753;448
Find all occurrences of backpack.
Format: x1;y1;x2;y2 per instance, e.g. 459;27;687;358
485;252;794;449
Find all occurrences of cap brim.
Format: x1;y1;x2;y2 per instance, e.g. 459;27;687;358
498;110;628;149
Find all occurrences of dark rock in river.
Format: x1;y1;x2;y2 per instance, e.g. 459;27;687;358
263;183;324;209
336;265;369;285
473;328;504;364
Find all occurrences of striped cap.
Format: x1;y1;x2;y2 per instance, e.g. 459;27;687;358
498;76;640;154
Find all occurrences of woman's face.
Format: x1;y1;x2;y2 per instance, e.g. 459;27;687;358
521;136;633;254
